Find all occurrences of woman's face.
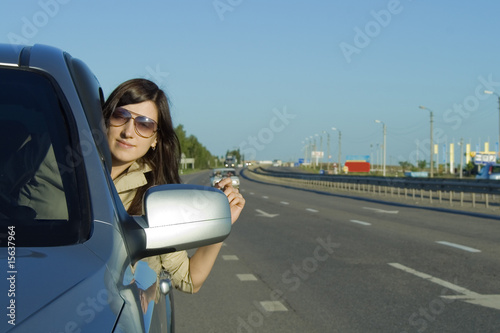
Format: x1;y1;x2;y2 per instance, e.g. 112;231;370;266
107;100;158;172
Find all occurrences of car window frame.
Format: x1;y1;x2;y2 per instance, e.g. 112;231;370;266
0;66;92;247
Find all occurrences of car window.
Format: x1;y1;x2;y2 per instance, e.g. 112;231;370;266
491;166;500;173
0;67;91;247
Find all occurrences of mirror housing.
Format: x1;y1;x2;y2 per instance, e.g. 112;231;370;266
127;184;232;262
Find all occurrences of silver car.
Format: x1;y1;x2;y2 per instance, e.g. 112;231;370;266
210;168;240;189
0;44;232;332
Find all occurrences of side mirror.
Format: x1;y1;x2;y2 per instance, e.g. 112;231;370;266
127;184;232;262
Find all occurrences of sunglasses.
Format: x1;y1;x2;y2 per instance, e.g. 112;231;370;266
109;107;159;138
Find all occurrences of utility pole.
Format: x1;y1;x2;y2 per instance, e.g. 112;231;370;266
419;106;434;178
375;120;386;176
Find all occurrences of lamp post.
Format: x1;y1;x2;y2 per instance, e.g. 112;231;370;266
332;127;341;172
304;137;309;164
419;106;434;178
324;131;330;171
375;120;386;176
319;132;324;167
484;90;500;159
314;133;319;167
458;138;464;179
309;135;313;168
370;144;373;172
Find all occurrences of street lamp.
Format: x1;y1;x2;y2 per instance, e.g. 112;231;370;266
458;138;464;179
332;127;341;172
319;132;324;166
419;106;434;178
375;120;386;176
324;130;330;171
304;137;309;164
484;90;500;159
314;133;319;167
309;136;313;168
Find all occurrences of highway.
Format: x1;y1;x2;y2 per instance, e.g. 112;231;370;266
175;169;500;332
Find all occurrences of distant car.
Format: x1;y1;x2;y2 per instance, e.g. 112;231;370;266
0;43;232;333
476;163;500;180
224;156;236;168
211;168;240;188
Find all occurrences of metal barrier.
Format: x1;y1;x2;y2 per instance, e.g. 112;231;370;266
246;167;500;209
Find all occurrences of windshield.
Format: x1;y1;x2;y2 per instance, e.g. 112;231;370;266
213;169;235;177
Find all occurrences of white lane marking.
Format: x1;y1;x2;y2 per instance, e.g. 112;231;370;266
363;207;399;214
260;301;288;312
306;208;319;213
255;209;279;218
436;241;481;253
389;263;500;310
236;274;258;281
280;201;290;205
441;295;500;310
262;196;269;199
222;255;239;261
249;192;255;195
389;263;478;295
350;220;371;226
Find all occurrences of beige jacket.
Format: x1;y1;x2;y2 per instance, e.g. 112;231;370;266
114;161;194;294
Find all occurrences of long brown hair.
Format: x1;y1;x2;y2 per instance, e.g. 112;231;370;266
103;79;181;214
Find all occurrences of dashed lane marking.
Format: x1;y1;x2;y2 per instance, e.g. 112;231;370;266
255;209;279;218
436;241;481;253
222;255;239;261
389;262;500;310
236;274;258;281
350;220;371;226
260;301;288;312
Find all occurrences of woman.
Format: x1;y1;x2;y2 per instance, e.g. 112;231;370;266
103;78;245;293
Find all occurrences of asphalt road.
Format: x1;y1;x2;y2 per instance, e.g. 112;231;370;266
174;169;500;333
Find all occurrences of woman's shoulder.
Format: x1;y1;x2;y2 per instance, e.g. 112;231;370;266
113;161;152;192
128;161;152;173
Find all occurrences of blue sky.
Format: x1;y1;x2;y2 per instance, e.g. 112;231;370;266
2;0;500;166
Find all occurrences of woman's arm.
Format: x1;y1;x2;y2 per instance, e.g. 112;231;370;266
189;178;245;292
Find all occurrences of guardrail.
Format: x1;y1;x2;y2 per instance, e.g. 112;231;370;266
246;167;500;210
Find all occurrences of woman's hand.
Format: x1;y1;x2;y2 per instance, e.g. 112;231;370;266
215;178;245;224
189;177;246;292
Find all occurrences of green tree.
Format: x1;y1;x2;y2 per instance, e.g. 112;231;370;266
175;124;216;169
399;161;413;173
417;160;427;170
464;161;475;176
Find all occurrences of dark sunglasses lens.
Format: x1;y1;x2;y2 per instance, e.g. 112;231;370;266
135;117;157;137
110;108;130;125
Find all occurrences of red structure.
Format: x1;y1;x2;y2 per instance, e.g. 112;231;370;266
344;161;370;173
